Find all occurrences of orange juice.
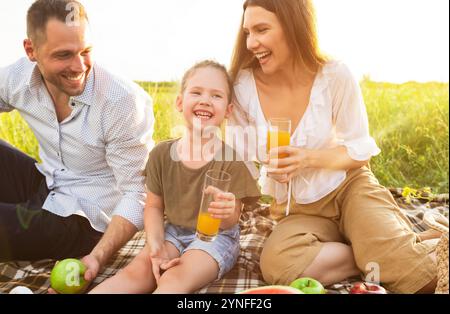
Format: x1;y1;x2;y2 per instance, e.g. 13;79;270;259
196;212;221;237
267;130;291;158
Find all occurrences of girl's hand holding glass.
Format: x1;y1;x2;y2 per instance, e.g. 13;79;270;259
207;187;236;220
196;170;232;242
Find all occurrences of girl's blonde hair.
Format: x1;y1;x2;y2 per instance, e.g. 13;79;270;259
229;0;328;81
181;60;233;102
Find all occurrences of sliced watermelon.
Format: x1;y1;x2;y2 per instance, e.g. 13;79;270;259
238;285;304;294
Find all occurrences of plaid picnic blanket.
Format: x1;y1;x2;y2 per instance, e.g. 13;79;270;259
0;189;448;294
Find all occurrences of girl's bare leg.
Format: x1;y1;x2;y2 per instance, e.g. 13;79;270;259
154;249;219;294
89;242;179;294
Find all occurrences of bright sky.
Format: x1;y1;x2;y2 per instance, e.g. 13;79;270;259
0;0;448;83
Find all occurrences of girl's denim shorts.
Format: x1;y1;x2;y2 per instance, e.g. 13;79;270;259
165;223;240;280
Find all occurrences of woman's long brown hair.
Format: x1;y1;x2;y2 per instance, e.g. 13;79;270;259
229;0;327;82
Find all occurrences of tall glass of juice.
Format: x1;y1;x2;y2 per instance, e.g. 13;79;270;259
267;118;292;218
267;118;291;160
196;170;231;242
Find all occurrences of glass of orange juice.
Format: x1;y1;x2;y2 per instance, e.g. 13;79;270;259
196;170;231;242
267;118;292;217
267;118;291;161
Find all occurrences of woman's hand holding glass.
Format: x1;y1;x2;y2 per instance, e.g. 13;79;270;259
265;146;311;184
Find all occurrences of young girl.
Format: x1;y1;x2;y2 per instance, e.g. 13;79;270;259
89;60;260;294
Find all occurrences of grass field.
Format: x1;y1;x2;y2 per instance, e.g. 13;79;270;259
1;80;448;193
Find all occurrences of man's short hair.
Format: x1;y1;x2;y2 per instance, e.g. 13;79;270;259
27;0;88;45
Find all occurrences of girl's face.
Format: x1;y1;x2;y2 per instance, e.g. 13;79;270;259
243;6;293;75
177;67;232;130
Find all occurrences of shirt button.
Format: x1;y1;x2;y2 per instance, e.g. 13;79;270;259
61;169;65;172
71;102;76;107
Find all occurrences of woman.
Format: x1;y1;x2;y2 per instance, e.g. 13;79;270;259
228;0;442;293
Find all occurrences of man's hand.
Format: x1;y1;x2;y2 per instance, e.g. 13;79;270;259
47;256;99;294
80;254;101;282
47;216;137;294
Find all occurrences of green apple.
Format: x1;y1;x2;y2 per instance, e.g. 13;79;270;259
290;277;326;294
50;258;88;294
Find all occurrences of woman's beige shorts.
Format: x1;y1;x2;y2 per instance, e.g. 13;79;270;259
260;167;436;293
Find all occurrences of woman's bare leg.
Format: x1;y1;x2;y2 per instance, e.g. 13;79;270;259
300;242;360;286
418;229;442;241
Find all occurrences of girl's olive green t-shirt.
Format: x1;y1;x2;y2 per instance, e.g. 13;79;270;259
145;139;261;230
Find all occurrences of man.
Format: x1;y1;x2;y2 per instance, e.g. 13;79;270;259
0;0;154;284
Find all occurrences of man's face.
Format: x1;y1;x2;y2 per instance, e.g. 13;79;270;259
26;18;93;98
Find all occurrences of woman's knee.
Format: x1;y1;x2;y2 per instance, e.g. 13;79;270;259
260;233;322;285
260;244;285;284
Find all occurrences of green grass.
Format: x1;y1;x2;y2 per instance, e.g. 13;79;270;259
136;81;183;142
362;80;449;194
0;110;39;159
1;80;448;193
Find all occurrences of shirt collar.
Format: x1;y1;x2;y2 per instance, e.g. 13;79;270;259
72;68;95;106
27;62;95;107
27;63;43;92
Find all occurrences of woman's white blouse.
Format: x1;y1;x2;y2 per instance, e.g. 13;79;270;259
228;61;381;204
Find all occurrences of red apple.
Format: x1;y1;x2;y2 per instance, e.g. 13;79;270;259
350;282;387;294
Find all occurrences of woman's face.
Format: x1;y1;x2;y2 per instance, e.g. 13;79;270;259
243;5;292;75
